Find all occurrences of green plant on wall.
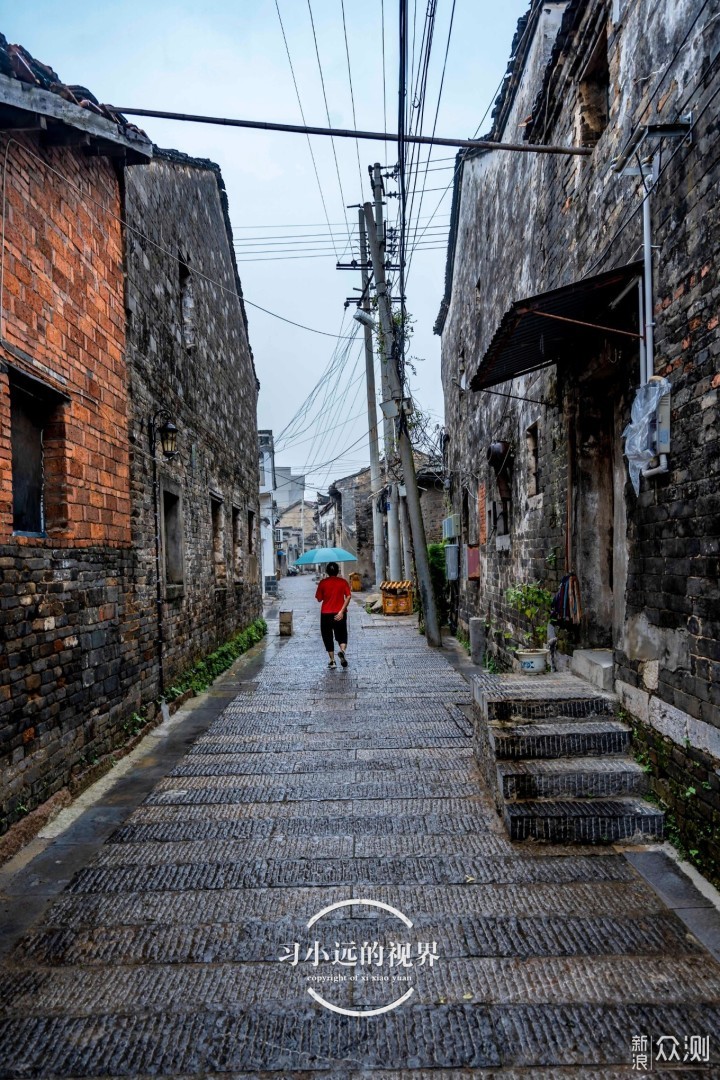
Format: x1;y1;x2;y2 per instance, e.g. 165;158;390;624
506;582;553;648
427;543;450;627
165;618;267;702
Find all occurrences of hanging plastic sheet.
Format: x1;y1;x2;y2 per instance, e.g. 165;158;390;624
622;377;671;495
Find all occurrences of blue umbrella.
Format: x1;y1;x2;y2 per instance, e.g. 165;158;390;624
295;546;357;565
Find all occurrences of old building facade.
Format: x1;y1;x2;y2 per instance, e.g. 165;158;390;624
124;149;262;700
0;44;261;840
438;0;719;862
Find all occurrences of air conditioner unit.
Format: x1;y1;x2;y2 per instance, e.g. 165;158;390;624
442;513;461;540
445;543;459;581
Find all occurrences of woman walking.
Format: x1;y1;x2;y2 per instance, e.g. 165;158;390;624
315;562;352;669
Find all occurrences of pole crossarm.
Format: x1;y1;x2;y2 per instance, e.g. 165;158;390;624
107;106;591;157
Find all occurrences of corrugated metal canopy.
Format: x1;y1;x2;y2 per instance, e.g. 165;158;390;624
470;262;643;391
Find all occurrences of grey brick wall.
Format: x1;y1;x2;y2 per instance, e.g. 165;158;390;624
124;151;262;696
440;0;719;720
0;150;262;838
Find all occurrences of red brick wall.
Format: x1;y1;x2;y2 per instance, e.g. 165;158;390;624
0;133;130;546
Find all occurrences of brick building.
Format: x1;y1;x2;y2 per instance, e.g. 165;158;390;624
316;458;446;588
0;44;261;840
437;1;719;862
275;500;315;570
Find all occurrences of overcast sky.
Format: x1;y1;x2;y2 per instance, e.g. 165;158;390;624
1;0;528;491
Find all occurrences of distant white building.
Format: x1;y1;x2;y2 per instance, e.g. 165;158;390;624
258;430;278;596
274;466;305;509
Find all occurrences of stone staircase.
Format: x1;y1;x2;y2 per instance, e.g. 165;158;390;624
472;673;664;844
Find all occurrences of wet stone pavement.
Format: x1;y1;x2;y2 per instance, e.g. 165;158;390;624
1;575;720;1077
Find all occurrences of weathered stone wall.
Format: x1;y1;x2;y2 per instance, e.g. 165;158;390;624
440;0;719;706
419;485;446;545
332;468;374;585
124;151;262;698
439;0;720;853
0;545;143;833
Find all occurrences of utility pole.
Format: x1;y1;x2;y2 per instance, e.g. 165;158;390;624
300;485;305;561
363;200;441;646
358;208;386;586
371;164;402;582
398;494;413;579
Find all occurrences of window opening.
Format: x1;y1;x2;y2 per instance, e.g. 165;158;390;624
179;259;196;350
247;509;255;554
163;490;184;584
526;422;540;496
9;371;66;536
211;496;226;583
232;506;242;580
577;31;610;147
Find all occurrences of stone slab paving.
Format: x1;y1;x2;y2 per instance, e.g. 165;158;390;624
0;576;719;1076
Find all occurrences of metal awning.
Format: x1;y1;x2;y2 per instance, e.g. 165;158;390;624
470;262;643;391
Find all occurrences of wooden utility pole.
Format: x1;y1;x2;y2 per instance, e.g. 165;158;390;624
358;209;386;586
363;200;441;647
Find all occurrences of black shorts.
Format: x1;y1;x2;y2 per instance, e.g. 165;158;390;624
320;613;348;652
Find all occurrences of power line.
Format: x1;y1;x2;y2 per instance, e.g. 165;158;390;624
276;315;359;442
340;0;365;191
406;0;456;283
274;0;340;260
233;224;449;242
407;69;507;265
234;246;447;263
232;213;450;230
307;0;354;259
4;137;358;342
586;52;720;275
381;0;388;135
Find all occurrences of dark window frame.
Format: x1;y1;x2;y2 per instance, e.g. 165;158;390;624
8;366;68;538
161;483;185;590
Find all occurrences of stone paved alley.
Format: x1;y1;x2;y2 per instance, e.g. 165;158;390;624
1;576;720;1077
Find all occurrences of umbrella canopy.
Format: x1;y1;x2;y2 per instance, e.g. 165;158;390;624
295;546;357;565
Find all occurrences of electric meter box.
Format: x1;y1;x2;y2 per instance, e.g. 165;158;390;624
445;543;459;581
656;390;671;454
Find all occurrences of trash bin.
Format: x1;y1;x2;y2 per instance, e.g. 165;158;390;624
349;572;362;591
380;581;414;615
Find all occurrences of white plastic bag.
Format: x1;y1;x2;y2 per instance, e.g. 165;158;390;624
622;378;671;495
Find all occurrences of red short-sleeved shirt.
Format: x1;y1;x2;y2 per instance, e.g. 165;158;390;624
315;576;351;614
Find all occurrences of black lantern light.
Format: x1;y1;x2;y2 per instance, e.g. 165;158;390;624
158;419;178;459
149;411;179;460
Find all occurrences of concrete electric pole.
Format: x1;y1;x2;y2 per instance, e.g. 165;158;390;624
358;208;386;586
371;165;402;582
363;198;441;647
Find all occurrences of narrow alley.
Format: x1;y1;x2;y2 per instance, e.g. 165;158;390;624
0;576;719;1076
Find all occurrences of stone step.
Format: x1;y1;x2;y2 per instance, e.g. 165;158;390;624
497;756;648;800
491;720;631;760
504;797;664;844
570;648;614;692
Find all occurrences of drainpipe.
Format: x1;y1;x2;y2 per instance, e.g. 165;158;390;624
639;155;669;477
151;435;165;699
641;157;656;384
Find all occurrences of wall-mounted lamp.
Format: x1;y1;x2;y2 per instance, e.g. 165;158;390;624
150;411;179;460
